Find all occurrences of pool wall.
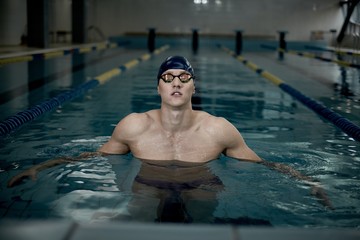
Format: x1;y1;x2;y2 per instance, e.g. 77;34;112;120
0;220;359;240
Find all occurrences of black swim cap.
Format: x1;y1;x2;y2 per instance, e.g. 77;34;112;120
157;56;194;84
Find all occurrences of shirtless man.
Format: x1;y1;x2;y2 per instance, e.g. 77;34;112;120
99;55;261;162
7;56;332;210
9;55;260;184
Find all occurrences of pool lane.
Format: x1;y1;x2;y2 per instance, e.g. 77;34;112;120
0;41;129;66
0;48;131;105
261;44;360;69
0;45;170;138
219;45;360;141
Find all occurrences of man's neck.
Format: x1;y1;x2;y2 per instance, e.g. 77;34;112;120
159;106;194;133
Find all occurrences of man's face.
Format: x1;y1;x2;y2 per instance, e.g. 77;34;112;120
157;69;195;108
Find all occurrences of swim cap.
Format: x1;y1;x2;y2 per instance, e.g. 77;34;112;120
157;56;194;84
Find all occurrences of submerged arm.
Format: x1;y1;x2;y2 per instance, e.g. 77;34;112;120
231;154;334;210
258;160;334;210
220;118;334;210
8;115;135;188
7;152;105;188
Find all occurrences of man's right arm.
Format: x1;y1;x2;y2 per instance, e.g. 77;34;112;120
98;112;149;154
98;120;130;154
7;113;140;188
7;153;104;187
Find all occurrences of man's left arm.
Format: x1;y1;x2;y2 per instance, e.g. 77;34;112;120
220;118;334;210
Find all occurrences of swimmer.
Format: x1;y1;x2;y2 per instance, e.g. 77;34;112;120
98;55;262;162
7;56;333;210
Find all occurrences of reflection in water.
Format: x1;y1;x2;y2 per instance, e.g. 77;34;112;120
4;133;358;226
126;159;271;225
128;159;223;223
335;54;354;97
48;156;271;225
48;154;272;225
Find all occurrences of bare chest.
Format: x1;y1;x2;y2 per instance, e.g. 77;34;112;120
129;130;223;162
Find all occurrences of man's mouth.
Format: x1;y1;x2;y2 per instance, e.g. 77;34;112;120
171;91;182;96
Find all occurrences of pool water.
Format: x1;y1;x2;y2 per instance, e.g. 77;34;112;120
0;42;359;227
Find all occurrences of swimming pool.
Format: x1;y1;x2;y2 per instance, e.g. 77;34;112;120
0;39;359;228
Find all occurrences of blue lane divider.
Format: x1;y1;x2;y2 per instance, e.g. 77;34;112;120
0;45;170;138
219;44;360;141
279;84;360;141
0;80;98;137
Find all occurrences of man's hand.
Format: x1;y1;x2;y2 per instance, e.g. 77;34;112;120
7;152;105;188
7;168;38;187
259;160;334;210
310;184;335;210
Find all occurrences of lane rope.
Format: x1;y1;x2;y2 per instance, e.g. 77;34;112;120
304;45;360;57
218;45;360;141
0;45;170;138
0;41;130;66
261;44;360;69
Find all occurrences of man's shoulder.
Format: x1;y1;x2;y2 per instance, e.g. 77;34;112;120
195;111;229;126
116;111;157;134
125;110;157;122
196;112;240;147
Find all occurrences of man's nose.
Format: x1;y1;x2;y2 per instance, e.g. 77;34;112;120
172;77;182;87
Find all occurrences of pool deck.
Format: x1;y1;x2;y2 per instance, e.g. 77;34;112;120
0;43;74;57
0;220;359;240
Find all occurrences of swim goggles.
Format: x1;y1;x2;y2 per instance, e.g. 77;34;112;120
160;72;194;83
